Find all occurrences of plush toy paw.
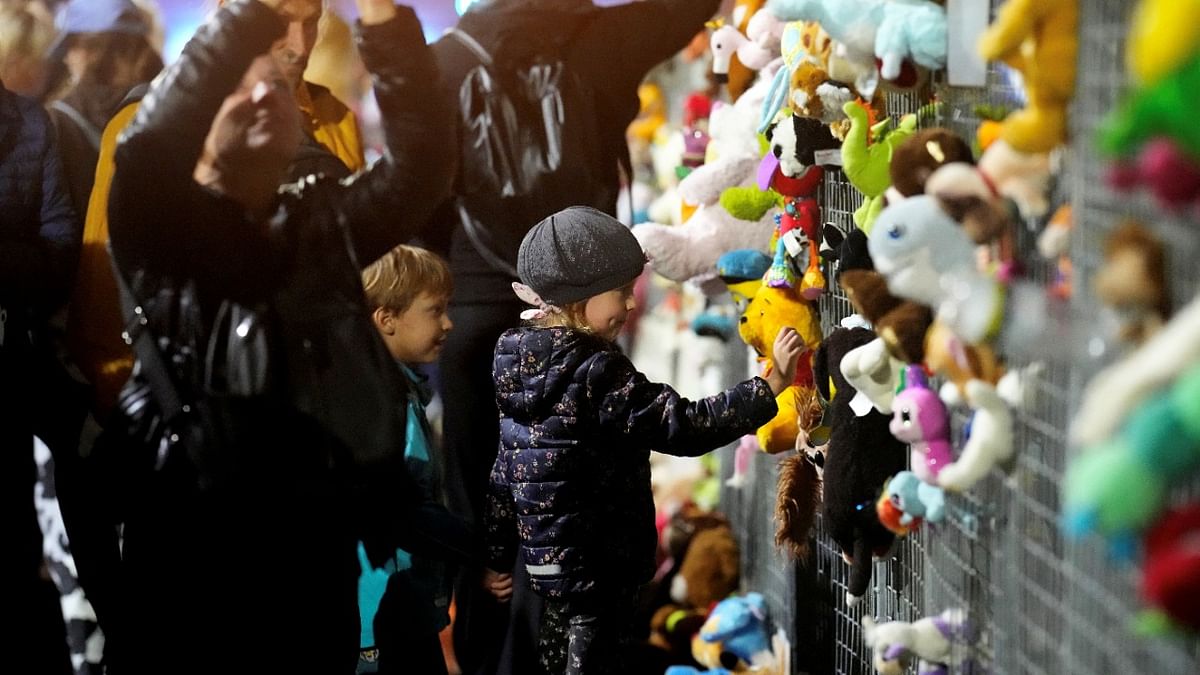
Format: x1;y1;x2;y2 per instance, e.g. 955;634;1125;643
840;337;898;414
936;380;1014;492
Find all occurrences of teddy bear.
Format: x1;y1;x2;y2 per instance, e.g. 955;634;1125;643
648;519;742;667
737;283;823;453
976;0;1078;153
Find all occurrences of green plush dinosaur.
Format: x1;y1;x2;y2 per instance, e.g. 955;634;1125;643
720;185;779;221
1098;51;1200;161
840;101;918;233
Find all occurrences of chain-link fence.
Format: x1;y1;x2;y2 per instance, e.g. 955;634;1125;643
720;1;1200;672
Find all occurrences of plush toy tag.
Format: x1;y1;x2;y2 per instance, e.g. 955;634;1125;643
947;0;989;86
850;390;875;417
813;148;843;166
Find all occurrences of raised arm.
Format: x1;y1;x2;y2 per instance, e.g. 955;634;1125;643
108;0;286;297
574;0;721;96
335;2;455;267
588;350;778;457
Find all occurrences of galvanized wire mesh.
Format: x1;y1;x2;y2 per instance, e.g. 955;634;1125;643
721;2;1200;673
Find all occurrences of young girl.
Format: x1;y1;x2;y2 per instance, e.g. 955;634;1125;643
484;206;804;674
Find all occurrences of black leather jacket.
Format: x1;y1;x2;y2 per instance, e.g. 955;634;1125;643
107;1;457;553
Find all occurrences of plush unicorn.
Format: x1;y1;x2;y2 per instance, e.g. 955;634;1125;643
862;609;973;675
889;366;953;483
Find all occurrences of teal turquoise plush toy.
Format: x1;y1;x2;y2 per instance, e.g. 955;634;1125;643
766;0;947;83
840;101;917;232
1064;362;1200;559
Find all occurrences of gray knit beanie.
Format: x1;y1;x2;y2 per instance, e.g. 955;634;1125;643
517;206;647;306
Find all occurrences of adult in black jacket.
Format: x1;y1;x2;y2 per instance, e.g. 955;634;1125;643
428;1;721;673
105;0;455;672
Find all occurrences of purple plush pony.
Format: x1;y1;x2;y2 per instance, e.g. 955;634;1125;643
889;366;953;484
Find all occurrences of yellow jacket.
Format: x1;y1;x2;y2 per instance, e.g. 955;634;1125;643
67;82;364;416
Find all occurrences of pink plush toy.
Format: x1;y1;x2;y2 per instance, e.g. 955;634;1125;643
1108;137;1200;211
889;366;953;484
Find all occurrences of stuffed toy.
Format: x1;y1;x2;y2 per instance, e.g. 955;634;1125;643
1127;0;1200;87
694;593;774;670
877;470;947;536
821;225;934;369
814;327;908;605
737;283;823;453
719;0;771;101
637;73;785;283
975;139;1054;219
1064;361;1200;558
862;608;973;675
1140;504;1200;634
869;195;1004;346
1094;220;1170;346
1106;136;1200;210
839;332;904;415
648;509;738;665
759;19;867;132
718;249;772;307
1071;294;1200;448
710;10;786;83
976;0;1078;153
887;127;975;201
936;379;1014;492
1039;204;1074;300
788;61;857;138
759;114;839;294
922;160;1021;280
889;366;953;483
766;0;947;85
774;451;821;559
841;101;917;232
725;434;760;488
1097;0;1200;208
671;525;741;611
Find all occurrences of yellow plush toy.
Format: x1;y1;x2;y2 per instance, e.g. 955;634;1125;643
1128;0;1200;86
738;285;823;453
977;0;1078;153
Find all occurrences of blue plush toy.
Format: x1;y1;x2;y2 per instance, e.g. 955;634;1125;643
704;593;773;664
766;0;947;82
880;470;947;533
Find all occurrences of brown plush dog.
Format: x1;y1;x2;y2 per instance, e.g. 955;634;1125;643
888;128;975;199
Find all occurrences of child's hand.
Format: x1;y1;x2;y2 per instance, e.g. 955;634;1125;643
767;327;805;395
355;0;398;24
483;569;513;603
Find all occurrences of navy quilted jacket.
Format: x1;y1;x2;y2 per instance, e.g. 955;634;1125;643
0;83;79;328
487;327;777;598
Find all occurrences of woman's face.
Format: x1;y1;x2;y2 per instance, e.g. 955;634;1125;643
204;54;302;175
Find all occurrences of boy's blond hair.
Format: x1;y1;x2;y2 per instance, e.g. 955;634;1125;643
362;245;452;312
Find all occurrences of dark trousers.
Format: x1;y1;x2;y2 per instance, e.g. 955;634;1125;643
538;591;636;675
439;299;544;675
374;570;448;675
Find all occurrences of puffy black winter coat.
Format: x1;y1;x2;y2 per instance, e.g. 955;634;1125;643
486;327;777;598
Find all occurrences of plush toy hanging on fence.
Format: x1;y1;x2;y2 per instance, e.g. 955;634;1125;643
976;0;1078;153
862;609;974;675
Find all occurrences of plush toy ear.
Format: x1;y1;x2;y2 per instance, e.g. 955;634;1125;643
820;223;844;261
